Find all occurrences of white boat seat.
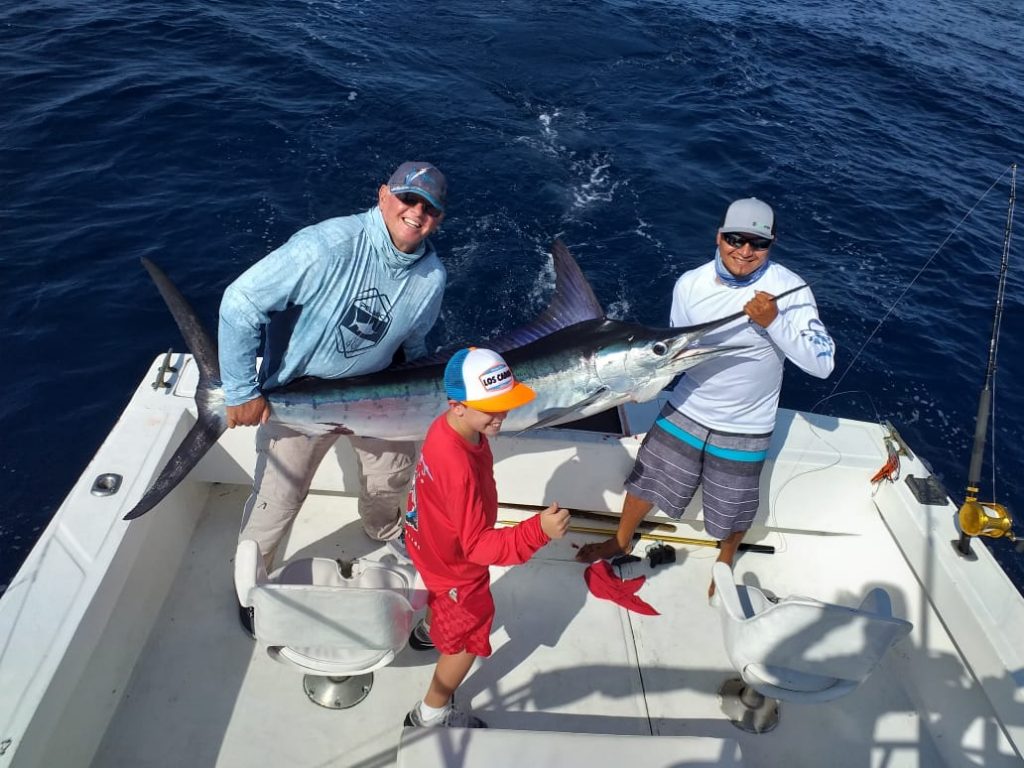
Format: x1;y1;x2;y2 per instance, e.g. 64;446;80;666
234;539;419;708
711;561;912;733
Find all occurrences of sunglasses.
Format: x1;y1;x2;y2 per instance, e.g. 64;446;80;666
722;232;773;251
395;192;442;218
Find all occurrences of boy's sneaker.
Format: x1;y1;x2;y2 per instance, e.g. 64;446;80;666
408;619;435;651
403;701;487;729
238;602;256;640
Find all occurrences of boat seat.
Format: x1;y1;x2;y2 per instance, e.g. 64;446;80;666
711;561;912;733
234;539;421;709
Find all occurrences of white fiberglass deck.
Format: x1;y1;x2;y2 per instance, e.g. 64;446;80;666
92;462;949;767
3;354;1022;768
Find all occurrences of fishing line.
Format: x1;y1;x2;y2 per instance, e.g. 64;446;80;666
808;389;884;424
764;423;846;557
765;387;887;550
773;190;1013;540
816;163;1015;410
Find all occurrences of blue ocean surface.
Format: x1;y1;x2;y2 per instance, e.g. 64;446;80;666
2;0;1023;594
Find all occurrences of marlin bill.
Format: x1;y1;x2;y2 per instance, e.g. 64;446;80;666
125;240;752;521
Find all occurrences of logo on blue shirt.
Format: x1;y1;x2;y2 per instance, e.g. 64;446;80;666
337;288;393;356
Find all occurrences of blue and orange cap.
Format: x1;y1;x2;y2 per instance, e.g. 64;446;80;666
443;347;536;413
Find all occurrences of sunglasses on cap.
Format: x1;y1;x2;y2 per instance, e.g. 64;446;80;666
395;191;442;218
722;232;773;251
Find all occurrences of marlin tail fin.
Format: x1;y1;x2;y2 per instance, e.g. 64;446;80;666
123;259;227;521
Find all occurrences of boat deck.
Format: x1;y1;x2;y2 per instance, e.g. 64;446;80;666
92;459;944;768
4;354;1020;767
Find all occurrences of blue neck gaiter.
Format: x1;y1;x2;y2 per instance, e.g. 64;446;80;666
370;206;428;270
714;250;770;287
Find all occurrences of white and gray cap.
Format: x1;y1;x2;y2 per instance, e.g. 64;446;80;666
719;198;775;240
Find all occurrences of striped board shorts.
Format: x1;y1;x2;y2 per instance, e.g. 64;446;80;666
625;404;771;540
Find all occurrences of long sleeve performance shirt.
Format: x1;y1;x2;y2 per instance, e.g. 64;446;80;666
668;259;835;434
405;415;550;597
218;206;446;406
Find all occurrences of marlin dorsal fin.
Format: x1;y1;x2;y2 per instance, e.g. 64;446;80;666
542;239;606;326
482;239;605;354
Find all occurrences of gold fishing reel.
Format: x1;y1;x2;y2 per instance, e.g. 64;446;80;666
958;499;1015;541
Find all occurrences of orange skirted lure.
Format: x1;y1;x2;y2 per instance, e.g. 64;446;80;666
871;439;901;485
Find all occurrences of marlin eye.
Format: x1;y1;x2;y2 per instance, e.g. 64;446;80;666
652;342;668;356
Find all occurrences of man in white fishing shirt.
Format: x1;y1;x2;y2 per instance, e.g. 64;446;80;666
576;198;835;597
219;162;447;632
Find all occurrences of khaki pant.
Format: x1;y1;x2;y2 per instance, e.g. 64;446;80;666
238;419;416;566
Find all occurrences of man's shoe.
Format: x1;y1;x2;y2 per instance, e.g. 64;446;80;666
238;602;256;640
408;618;434;651
403;702;487;728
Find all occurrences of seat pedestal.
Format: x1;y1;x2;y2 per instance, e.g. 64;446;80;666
303;673;374;709
719;677;779;733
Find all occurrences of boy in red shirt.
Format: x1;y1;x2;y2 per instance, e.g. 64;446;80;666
403;347;571;729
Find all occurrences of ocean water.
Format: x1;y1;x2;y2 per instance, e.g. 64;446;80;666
2;0;1023;594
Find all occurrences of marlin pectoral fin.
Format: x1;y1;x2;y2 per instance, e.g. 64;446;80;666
516;388;610;434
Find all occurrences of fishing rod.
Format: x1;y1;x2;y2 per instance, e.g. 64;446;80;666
497;519;775;554
498;501;676;532
956;164;1017;556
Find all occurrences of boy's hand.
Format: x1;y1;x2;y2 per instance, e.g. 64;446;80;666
540;502;571;540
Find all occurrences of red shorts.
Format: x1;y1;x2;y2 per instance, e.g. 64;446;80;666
426;585;495;657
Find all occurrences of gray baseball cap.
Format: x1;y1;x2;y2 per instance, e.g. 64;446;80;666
388;161;447;213
719;198;775;239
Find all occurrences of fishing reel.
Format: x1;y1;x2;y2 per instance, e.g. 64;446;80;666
955;495;1016;557
645;542;677;568
610;543;678;579
958;500;1014;540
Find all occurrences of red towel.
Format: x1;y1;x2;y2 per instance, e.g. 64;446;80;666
584;561;659;615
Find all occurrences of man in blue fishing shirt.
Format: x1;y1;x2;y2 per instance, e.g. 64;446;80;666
219;162;447;629
576;198;835;598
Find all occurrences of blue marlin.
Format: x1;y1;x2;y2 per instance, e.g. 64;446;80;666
124;240;776;521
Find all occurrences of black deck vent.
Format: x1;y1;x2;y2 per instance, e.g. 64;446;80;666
905;474;951;507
